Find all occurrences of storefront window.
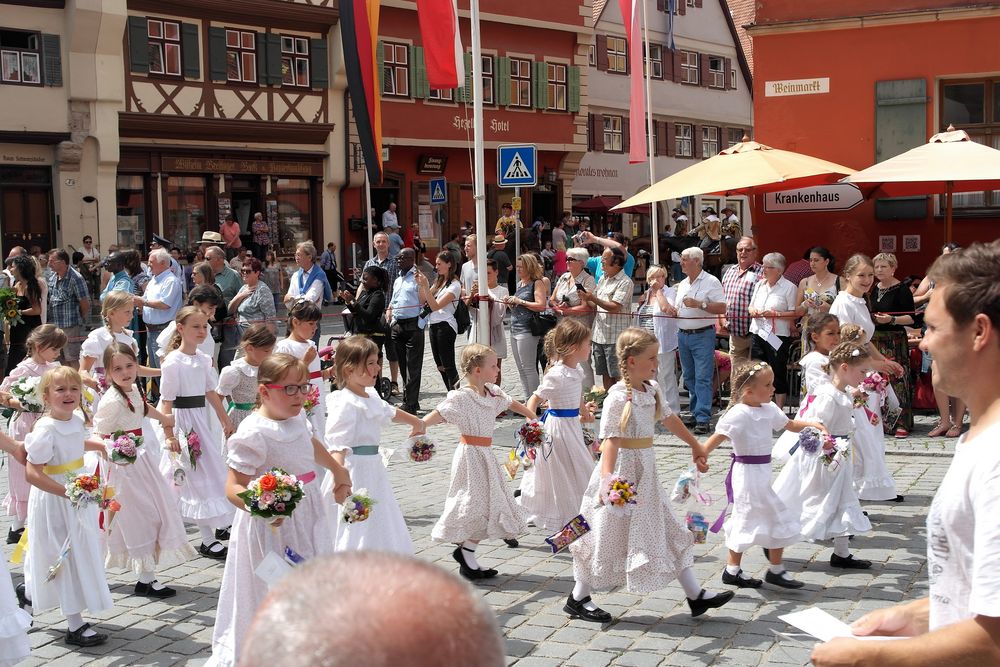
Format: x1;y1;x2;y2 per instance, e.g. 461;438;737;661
165;175;207;251
115;175;146;250
274;178;312;253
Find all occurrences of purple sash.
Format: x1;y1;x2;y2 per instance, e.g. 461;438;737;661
709;453;772;534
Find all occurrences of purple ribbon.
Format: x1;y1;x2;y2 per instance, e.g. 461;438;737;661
709;453;772;534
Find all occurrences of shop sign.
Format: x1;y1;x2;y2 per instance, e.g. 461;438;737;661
764;183;863;213
0;143;53;165
162;156;323;177
452;116;511;133
764;77;830;97
418;154;448;175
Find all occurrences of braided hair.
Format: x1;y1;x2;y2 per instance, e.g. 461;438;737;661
614;327;662;434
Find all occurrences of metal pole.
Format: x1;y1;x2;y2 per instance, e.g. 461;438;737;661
364;167;375;261
471;0;490;344
641;0;659;266
514;186;521;260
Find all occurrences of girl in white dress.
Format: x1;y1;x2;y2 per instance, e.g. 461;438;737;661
519;319;597;530
324;336;425;554
0;431;30;665
94;343;196;598
273;299;334;438
158;306;235;560
217;324;275;431
829;254;906;503
156;285;224;364
0;324;64;543
424;344;536;581
773;342;873;569
80;291;159;402
702;361;824;591
567;328;734;623
207;354;352;667
22;367;113;647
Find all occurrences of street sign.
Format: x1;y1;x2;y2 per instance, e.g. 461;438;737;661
763;183;864;213
497;144;537;187
429;177;447;204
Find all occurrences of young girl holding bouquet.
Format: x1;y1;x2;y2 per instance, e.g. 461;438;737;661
273;299;333;437
701;362;824;591
158;306;235;560
567;328;733;623
324;336;425;554
423;343;536;581
22;367;113;647
217;324;275;431
80;291;159;399
93;343;196;598
773;342;873;569
0;431;30;665
0;324;65;545
207;354;352;667
519;319;597;530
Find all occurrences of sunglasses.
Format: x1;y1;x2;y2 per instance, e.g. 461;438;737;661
265;383;311;396
240;268;256;274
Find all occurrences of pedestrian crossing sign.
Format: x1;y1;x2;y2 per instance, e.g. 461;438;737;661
429;177;447;204
497;144;537;187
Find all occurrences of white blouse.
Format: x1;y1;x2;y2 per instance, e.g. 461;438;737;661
748;277;797;338
829;291;874;343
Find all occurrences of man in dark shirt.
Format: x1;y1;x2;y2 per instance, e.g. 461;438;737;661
488;235;514;295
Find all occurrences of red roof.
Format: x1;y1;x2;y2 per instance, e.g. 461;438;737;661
726;0;756;74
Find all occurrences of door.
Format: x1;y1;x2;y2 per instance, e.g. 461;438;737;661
0;166;53;256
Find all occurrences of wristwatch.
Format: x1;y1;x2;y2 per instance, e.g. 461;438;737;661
701;300;708;310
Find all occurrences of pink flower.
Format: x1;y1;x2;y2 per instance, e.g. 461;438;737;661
608;491;621;504
275;502;285;512
260;491;276;506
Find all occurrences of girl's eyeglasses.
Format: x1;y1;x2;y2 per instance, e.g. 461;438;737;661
265;383;311;396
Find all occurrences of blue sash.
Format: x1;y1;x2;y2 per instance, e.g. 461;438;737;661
540;408;581;422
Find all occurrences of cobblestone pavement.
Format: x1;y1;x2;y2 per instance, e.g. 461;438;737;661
1;322;953;666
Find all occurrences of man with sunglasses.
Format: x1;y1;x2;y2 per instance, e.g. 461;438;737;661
720;236;762;363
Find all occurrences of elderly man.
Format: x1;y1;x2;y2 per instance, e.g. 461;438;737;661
136;248;183;372
577;230;636;280
242;552;506;667
812;240;1000;666
46;249;90;368
582;247;634;389
721;236;762;363
387;248;426;415
206;245;242;368
665;247;726;434
149;233;184;283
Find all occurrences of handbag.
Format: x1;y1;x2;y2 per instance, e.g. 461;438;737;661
526;279;557;337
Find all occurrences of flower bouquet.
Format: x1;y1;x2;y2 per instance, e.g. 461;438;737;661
0;287;23;327
819;437;851;471
9;376;43;413
584;386;608;411
302;384;321;417
342;489;375;524
862;371;889;396
237;468;306;522
407;435;435;462
107;430;143;465
794;427;832;457
515;419;546;467
183;429;202;470
602;475;638;514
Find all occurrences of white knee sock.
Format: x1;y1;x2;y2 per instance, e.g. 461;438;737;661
833;536;851;558
138;570;156;584
11;518;24;531
679;567;715;600
571;580;599;611
460;541;481;570
198;523;216;544
65;612;95;636
768;563;785;575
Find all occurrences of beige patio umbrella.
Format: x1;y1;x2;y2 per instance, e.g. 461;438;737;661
842;127;1000;242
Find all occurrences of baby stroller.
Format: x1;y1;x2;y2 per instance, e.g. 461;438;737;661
323;331;392;401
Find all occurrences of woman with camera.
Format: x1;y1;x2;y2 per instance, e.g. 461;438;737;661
549;247;597;388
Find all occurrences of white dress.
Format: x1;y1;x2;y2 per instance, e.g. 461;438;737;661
773;352;830;461
273;337;326;438
93;387;196;573
323;387;413;554
716;403;801;553
207;412;333;667
158;350;234;527
773;383;872;541
216;359;259;430
569;381;694;594
23;415;114;615
431;386;528;543
80;327;139;409
156;322;217;362
518;362;595;530
0;559;30;666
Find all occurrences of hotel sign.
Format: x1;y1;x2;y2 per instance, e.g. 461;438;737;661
162;156;323;177
764;77;830;97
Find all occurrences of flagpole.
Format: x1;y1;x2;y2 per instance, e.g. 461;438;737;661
641;0;659;266
364;167;375;263
470;0;490;343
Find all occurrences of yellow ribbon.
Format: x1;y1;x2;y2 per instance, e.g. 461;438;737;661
11;458;85;563
10;527;27;564
42;458;84;476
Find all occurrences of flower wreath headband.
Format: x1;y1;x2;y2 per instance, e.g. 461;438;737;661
734;361;770;396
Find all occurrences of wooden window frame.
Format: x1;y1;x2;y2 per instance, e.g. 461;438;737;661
280;35;310;88
382;41;409;98
727;127;743;148
147;18;182;77
225;29;257;84
707;54;725;89
607;36;627;74
588;44;596;67
680;50;698;85
604;115;623;153
428;87;454;102
0;29;42;86
646;116;658;156
509;57;532;108
676;122;693;157
702;125;719;157
643;43;662;80
482;55;494;105
939;77;1000;211
546;62;567;111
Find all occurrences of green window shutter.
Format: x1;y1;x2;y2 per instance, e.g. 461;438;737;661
533;61;547;109
40;33;61;86
568;65;580;113
257;32;268;84
875;78;929;220
265;33;282;85
181;23;200;79
463;52;473;102
376;40;385;93
496;56;511;106
310;38;328;88
408;44;419;97
209;27;227;82
127;16;148;74
415;46;429;98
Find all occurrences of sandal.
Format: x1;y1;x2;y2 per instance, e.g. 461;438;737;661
928;422;951;438
945;424;963;438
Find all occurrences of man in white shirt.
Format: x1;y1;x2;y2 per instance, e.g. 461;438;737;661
812;240;1000;666
662;247;726;434
136;249;183;370
460;234;478;298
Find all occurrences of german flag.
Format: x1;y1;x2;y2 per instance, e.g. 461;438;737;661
342;0;383;184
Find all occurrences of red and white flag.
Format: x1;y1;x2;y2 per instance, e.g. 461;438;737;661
618;0;647;163
416;0;466;90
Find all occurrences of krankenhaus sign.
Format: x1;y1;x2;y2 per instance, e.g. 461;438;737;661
764;184;864;213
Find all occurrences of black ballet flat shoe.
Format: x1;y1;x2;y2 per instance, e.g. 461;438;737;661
513;489;522;498
564;594;613;623
134;581;178;598
452;547;485;581
830;553;873;570
478;566;499;579
891;495;905;503
721;569;763;588
65;623;108;647
6;526;23;545
215;527;231;541
14;583;31;611
687;589;735;618
503;538;520;548
199;541;228;560
762;547;770;560
764;570;805;589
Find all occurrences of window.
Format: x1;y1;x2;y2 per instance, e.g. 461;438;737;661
147;19;181;76
0;29;41;85
482;55;494;104
676;123;692;157
941;79;1000;210
727;127;743;148
607;36;626;74
647;117;658;156
588;44;596;67
643;43;662;79
428;87;454;101
382;42;409;97
702;126;719;157
281;36;310;87
730;69;737;90
115;175;146;249
547;63;567;111
686;0;696;6
680;50;698;84
509;57;532;107
275;178;314;253
708;55;725;88
225;30;256;83
164;176;207;250
603;115;623;152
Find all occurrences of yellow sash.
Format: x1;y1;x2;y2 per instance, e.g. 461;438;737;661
10;457;85;563
43;457;84;476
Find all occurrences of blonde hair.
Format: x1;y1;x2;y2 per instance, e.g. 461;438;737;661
872;252;898;268
518;254;544;282
645;264;668;284
460;343;497;390
101;291;134;331
166;306;207;354
334;336;379;388
729;361;773;405
257;353;309;408
615;328;662;433
26;324;67;356
839;323;866;344
39;366;85;421
102;342;148;416
543;319;590;372
841;253;874;280
822;341;871;374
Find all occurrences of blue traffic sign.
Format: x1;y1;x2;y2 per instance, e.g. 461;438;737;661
497;144;537;187
429;177;447;204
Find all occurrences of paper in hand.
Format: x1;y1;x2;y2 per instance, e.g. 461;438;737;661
779;607;910;643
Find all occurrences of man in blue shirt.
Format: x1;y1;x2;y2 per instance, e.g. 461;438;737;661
99;252;133;302
387;248;426;415
578;231;636;280
136;249;183;369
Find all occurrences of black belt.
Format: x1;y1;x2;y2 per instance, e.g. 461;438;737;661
679;325;715;334
394;317;418;323
146;322;169;331
173;395;206;409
